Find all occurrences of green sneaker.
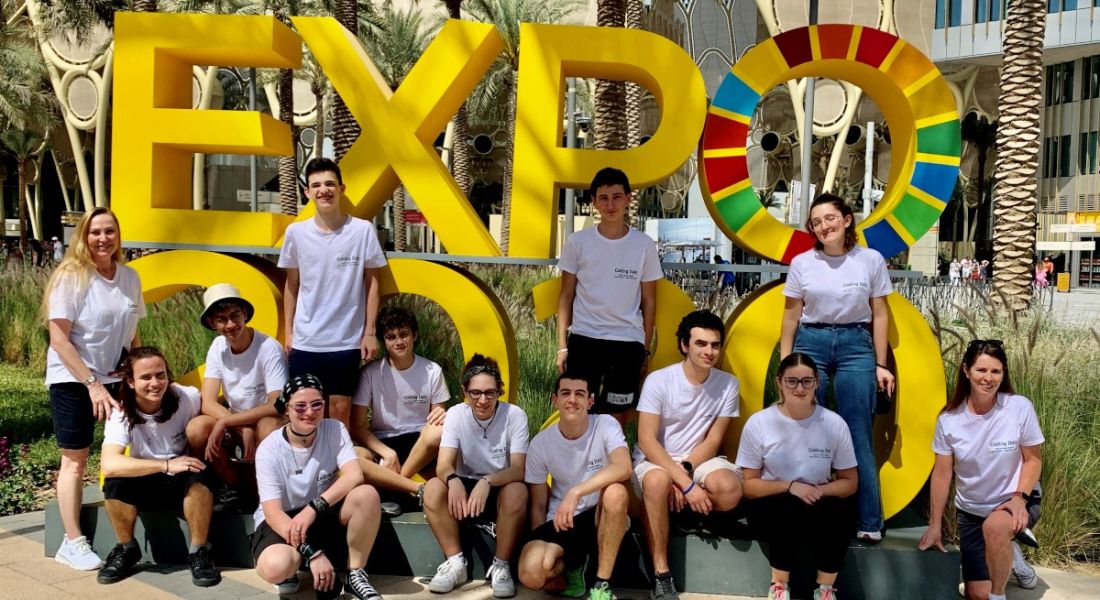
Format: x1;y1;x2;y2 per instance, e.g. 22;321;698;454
559;564;587;598
587;581;615;600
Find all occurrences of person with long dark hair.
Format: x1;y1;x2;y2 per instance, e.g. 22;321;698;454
42;207;145;571
779;193;894;543
737;353;857;600
98;347;220;587
919;341;1044;600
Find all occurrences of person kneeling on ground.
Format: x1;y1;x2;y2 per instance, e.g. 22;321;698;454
424;354;529;597
518;373;632;600
736;352;858;600
351;306;448;512
98;346;221;587
252;374;384;600
635;310;744;600
187;283;288;511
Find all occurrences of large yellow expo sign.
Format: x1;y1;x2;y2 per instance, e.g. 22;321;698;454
113;13;957;518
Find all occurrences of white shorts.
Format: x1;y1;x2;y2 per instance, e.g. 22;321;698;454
632;454;741;496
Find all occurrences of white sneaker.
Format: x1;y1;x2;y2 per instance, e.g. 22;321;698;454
487;563;516;598
55;535;104;571
429;556;468;593
1011;541;1038;589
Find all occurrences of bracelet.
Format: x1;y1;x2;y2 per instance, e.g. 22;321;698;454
446;473;461;483
681;481;695;495
480;476;491;486
787;481;795;493
557;348;569;354
309;548;325;560
164;459;170;474
876;363;890;370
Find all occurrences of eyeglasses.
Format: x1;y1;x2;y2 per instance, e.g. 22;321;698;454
466;389;501;400
780;377;819;390
967;339;1004;351
211;310;246;327
809;214;843;229
288;400;326;414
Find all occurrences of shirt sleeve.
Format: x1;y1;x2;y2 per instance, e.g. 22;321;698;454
261;339;289;396
599;415;628;453
868;250;893;297
735;417;763;470
277;226;298;269
429;363;450;406
351;363;373;408
255;440;284;504
931;415;952;456
782;256;804;298
47;273;80;321
557;234;579;275
203;340;224;381
125;268;147;319
507;406;530;455
832;418;858;470
1018;397;1046;447
635;373;663;416
524;437;548;484
333;421;358;469
440;406;461;449
640;237;664;282
179;385;202;418
361;224;388;269
719;377;740;418
102;411;130;449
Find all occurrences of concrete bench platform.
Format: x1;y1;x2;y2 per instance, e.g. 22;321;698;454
45;486;960;599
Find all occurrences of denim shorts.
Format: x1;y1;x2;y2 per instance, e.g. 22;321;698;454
49;382;97;450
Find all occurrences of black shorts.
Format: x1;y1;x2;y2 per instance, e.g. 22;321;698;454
251;501;348;567
103;469;215;511
49;382;96;450
381;432;420;463
452;477;500;524
288;348;360;397
527;507;598;569
958;493;1040;582
565;334;646;414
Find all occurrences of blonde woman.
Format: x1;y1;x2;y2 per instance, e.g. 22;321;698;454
42;207;145;571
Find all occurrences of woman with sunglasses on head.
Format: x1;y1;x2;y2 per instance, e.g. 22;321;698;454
737;353;858;600
42;207;146;571
251;374;383;600
423;354;529;598
918;341;1044;600
779;193;894;544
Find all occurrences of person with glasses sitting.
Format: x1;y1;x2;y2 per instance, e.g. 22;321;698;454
187;283;288;512
737;352;858;600
251;374;384;600
424;354;529;598
918;340;1044;600
779;193;894;544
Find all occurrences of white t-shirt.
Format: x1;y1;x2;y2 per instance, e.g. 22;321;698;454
352;355;449;439
526;414;627;523
253;419;358;527
440;402;529;479
558;227;663;344
204;331;288;413
277;216;387;352
45;264;146;385
932;393;1045;517
102;383;201;460
633;363;740;463
783;246;892;324
736;404;857;486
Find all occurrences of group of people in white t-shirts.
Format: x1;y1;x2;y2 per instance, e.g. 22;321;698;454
949;257;989;286
41;166;1045;600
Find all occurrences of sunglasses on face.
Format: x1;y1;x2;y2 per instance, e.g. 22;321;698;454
780;377;819;390
288;400;326;414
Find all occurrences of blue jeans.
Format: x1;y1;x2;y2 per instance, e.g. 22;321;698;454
794;324;883;533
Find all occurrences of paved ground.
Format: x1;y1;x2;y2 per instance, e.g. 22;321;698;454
1046;289;1100;325
4;511;1100;599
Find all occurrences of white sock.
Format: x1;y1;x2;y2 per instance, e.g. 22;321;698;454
447;552;465;563
492;557;509;570
988;594;1007;600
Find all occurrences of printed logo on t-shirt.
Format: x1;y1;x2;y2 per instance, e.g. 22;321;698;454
126;299;140;313
989;439;1019;453
808;447;832;460
842;281;869;290
613;267;639;280
489;445;507;460
585;457;605;473
335;255;361;268
171;430;186;445
242;383;266;399
317;469;335;488
402;393;428;405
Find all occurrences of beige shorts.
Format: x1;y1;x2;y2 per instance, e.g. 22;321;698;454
632;454;741;496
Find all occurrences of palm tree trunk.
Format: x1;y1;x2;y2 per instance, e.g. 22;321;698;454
594;0;627;152
501;69;516;255
277;66;298;215
17;159;28;256
313;89;325;159
133;0;157;11
624;0;643;227
332;0;359;161
393;186;407;251
992;0;1045;311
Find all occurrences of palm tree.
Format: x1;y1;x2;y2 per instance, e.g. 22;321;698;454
298;48;328;160
992;0;1045;311
593;0;627;152
330;0;367;161
364;5;431;251
467;0;582;254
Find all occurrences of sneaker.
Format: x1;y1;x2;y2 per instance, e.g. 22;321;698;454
416;483;426;507
429;556;468;593
814;585;836;600
475;522;498;538
188;546;221;587
55;535;104;571
274;574;300;596
213;486;240;513
559;558;588;598
768;582;788;600
588;581;615;600
650;574;679;600
96;543;142;584
347;568;383;600
1011;541;1038;589
381;501;403;517
487;562;516;598
856;530;883;544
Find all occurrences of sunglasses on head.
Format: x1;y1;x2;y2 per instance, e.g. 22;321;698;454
967;339;1004;352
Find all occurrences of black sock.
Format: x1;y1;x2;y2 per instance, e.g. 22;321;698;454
594;578;610;588
122;540;138;550
655;572;672;580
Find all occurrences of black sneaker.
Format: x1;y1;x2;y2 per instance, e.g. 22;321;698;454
188;546;221;587
346;567;383;600
213;485;240;513
96;543;141;584
651;574;679;600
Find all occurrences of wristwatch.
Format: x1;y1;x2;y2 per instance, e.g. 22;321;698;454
680;461;694;474
84;373;98;386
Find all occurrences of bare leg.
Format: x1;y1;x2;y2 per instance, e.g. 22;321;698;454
423;478;461;555
340;484;381;569
58;448;90;539
256;544;301;584
595;483;630;580
518;540;565;590
640;468;673;573
186;415;236;485
494;482;528;560
329;395;352;431
104;499;139;544
701;469;742;512
963;580;992;600
983;510;1014;596
399;424;442;479
182;483;214;546
355;447;420;494
771;568;791;584
256;416;284;442
816;571;838;586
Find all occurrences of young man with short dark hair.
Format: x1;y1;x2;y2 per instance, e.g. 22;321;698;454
634;310;743;600
557;167;663;426
518;373;632;600
279;158;388;428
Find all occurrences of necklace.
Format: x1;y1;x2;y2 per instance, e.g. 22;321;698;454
283;427;317;475
474;404;499;438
